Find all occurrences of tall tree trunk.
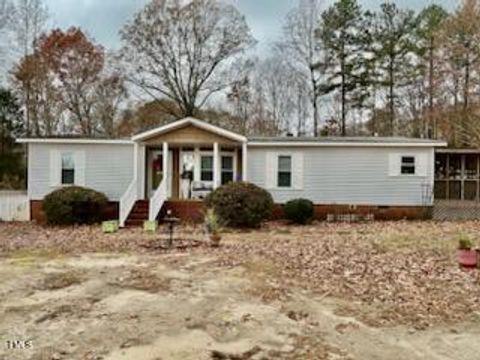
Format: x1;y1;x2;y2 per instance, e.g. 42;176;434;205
464;52;470;110
428;38;435;139
311;71;319;137
389;53;395;136
25;87;31;137
341;42;346;136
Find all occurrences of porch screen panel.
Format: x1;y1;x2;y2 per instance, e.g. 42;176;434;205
434;153;447;199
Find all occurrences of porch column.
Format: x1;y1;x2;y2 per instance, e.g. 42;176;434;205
194;146;200;181
242;141;248;181
137;144;146;199
213;142;220;189
163;142;169;196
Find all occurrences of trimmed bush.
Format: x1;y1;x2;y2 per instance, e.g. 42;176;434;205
205;182;274;228
284;198;314;225
43;186;108;225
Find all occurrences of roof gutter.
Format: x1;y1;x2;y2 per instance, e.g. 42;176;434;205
16;138;134;145
247;141;448;148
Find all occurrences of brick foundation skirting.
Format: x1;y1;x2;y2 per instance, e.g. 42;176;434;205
30;200;431;224
273;204;432;221
30;200;119;224
162;200;206;222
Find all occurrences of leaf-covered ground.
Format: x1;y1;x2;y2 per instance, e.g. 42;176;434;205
1;220;479;328
216;221;480;328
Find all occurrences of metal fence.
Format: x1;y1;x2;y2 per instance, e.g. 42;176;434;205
0;191;29;222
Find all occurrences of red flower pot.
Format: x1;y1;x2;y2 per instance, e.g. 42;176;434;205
458;249;478;268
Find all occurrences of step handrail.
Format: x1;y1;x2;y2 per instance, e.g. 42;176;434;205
149;178;167;222
119;179;137;227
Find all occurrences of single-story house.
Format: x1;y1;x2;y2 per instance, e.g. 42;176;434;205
17;117;447;225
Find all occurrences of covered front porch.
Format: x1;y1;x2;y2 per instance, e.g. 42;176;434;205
143;142;245;201
119;118;248;226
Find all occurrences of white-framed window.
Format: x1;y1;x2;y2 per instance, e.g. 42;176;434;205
61;152;75;185
266;151;303;190
221;155;234;185
277;155;292;187
401;156;416;175
200;155;214;181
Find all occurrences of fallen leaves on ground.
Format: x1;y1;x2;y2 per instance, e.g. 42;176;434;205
0;222;207;254
215;221;480;328
1;220;480;327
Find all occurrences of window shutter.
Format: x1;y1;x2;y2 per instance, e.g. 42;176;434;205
49;149;61;187
75;151;86;186
292;152;304;189
416;153;428;177
265;152;276;188
389;153;400;176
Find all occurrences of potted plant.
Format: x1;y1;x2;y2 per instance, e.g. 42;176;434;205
458;235;478;268
204;208;222;247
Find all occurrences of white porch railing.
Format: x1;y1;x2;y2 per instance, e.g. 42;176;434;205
149;178;167;222
119;179;137;227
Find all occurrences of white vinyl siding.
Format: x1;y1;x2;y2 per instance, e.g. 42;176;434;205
74;151;86;186
30;143;134;200
249;146;434;206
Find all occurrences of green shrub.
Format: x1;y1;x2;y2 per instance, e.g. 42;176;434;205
205;182;274;228
284;198;314;225
44;186;108;225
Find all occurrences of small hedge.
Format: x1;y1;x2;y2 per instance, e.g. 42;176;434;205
284;198;314;225
205;182;274;228
43;186;109;225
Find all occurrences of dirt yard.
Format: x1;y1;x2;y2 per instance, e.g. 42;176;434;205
0;221;480;359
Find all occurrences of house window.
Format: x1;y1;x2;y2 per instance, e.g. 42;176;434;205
401;156;415;175
221;156;234;185
201;156;214;181
61;153;75;185
278;155;292;187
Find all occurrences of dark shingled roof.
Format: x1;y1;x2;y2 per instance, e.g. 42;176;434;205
247;136;446;144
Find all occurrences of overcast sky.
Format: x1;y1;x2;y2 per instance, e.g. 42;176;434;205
43;0;458;55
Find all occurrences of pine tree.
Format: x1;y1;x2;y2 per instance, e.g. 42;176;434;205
373;2;417;136
414;4;449;138
320;0;364;136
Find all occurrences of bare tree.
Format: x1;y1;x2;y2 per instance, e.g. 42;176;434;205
11;0;48;135
120;0;255;118
14;0;48;56
0;0;14;37
0;0;15;82
277;0;325;136
94;74;127;137
257;58;297;133
441;0;480;111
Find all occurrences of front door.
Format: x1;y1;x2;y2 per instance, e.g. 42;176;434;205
148;150;173;198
